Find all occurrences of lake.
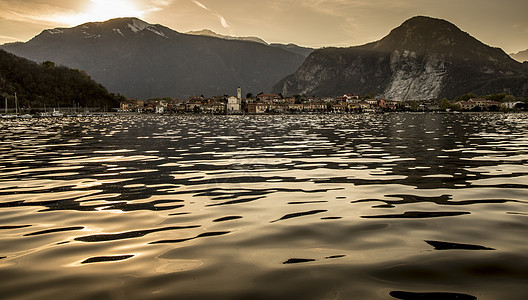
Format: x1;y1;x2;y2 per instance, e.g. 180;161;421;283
1;113;527;300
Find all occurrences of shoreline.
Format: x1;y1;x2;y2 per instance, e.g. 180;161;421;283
2;110;526;120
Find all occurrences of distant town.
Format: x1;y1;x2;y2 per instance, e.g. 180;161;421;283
2;89;526;119
119;89;527;114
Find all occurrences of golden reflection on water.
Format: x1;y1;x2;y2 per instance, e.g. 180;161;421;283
0;114;527;299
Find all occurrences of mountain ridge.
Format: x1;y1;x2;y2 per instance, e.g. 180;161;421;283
186;29;315;57
1;17;306;99
186;29;268;45
3;16;526;100
273;16;528;100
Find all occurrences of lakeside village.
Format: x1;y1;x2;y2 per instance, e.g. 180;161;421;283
120;88;527;115
2;89;527;119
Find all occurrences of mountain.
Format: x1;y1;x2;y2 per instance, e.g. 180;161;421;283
186;29;268;45
1;18;306;99
270;43;315;58
186;30;314;57
510;49;528;62
273;16;528;100
0;49;117;109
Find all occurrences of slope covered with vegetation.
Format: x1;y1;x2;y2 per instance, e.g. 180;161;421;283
0;49;118;110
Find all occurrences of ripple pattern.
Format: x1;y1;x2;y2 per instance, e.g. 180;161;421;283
0;114;527;299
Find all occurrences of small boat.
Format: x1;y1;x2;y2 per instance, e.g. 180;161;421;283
52;109;64;117
1;114;16;119
2;94;18;118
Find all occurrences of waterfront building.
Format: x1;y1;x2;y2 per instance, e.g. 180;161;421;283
227;96;241;112
257;94;282;103
247;102;269;114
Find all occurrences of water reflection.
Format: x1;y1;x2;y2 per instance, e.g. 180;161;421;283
0;113;527;299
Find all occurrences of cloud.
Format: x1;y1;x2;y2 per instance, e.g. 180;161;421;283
219;16;228;28
0;35;19;41
0;0;175;26
192;0;230;28
192;0;207;10
298;0;415;17
149;0;172;7
0;1;74;25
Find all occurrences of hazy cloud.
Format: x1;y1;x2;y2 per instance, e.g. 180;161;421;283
192;0;207;10
144;0;174;12
192;0;230;28
0;35;19;41
0;0;527;52
0;0;174;25
0;1;75;25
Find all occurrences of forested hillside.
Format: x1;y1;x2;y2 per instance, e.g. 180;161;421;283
0;49;118;109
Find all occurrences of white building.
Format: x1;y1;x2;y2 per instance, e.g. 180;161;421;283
227;96;241;112
502;101;524;110
227;87;242;113
344;94;360;103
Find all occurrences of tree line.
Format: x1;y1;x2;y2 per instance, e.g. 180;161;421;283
0;50;119;111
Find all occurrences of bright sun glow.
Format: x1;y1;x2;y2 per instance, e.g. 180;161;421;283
59;0;144;26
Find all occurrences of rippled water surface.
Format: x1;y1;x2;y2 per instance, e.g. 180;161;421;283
1;113;527;300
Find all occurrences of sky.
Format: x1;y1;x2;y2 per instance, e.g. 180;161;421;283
0;0;527;53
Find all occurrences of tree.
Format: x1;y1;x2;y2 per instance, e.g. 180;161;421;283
503;95;515;102
294;95;302;104
460;93;477;101
241;99;248;112
0;50;116;109
41;61;55;69
411;101;418;111
487;93;507;102
440;98;451;110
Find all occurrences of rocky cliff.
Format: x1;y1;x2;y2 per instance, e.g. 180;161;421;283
274;16;528;99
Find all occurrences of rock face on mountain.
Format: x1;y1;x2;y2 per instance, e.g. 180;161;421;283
1;18;305;99
274;16;528;99
0;49;117;109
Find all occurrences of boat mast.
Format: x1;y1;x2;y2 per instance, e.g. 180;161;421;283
4;97;7;114
15;92;18;114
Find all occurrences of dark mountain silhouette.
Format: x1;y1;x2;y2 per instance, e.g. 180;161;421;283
0;49;117;109
1;18;306;99
273;16;528;99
